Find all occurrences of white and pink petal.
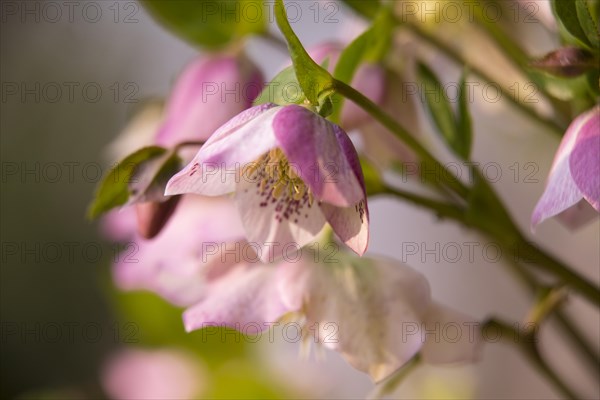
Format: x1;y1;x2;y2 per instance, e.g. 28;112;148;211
165;104;279;197
183;262;288;334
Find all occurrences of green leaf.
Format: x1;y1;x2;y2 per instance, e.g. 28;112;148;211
274;0;333;104
417;63;461;156
576;0;600;48
128;151;182;204
359;157;385;195
87;146;167;219
141;0;266;50
552;0;594;48
253;66;305;106
456;70;473;160
340;0;381;19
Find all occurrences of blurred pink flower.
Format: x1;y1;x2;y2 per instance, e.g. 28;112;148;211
308;41;419;170
155;54;264;147
308;42;386;131
101;348;205;400
166;103;369;260
182;253;480;382
105;195;244;306
532;106;599;229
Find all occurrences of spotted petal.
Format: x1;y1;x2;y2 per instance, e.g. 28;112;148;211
320;124;369;255
234;176;327;262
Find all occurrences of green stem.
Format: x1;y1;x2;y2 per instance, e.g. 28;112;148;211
401;22;565;136
381;187;465;221
484;319;580;399
174;140;205;151
510;237;600;306
334;79;470;199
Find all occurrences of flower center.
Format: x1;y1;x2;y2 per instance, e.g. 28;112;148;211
245;149;314;204
243;149;319;224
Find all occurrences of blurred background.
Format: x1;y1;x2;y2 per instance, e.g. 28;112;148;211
1;1;598;399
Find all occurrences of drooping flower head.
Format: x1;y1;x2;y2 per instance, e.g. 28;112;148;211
532;106;599;229
104;195;245;306
105;54;264;239
180;251;481;382
166;103;369;260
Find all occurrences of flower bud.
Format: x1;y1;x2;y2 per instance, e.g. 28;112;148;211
135;195;181;239
155;54;264;147
531;47;596;78
532;106;599;229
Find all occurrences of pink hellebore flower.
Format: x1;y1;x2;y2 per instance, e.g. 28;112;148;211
181;254;481;382
532;106;599;229
165;103;369;260
104;195;246;306
155;54;264;147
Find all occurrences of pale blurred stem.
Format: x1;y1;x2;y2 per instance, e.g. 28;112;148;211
333;79;470;199
503;256;600;375
484;319;580;399
400;21;565;136
370;354;421;399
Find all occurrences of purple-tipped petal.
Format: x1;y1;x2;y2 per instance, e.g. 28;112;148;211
234;177;327;262
165;104;279;196
532;107;600;228
320;201;369;256
556;200;600;229
278;256;432;382
273;105;364;207
156;55;264;147
321;124;369;255
183;262;288;334
570;107;600;211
